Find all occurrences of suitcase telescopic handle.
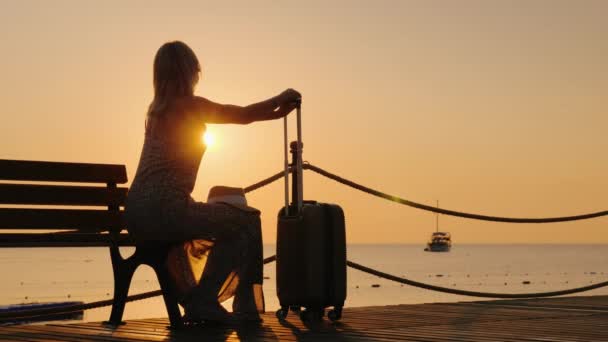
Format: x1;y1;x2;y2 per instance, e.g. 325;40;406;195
283;98;303;216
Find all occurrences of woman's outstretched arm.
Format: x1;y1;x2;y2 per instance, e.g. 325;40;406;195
187;89;301;124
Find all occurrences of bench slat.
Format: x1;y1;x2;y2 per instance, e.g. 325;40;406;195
0;159;127;184
0;208;124;230
0;232;135;247
0;184;128;206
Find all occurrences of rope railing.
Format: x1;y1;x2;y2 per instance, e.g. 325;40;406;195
304;163;608;223
4;163;607;323
346;260;608;299
243;170;287;194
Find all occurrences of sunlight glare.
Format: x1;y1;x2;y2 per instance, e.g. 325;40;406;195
203;131;215;147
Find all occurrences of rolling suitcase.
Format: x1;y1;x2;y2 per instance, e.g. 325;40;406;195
275;99;347;322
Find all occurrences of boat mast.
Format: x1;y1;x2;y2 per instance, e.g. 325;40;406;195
436;200;439;232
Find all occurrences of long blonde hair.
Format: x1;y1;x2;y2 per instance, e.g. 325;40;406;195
147;41;201;121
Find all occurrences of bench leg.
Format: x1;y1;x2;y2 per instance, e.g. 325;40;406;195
153;265;183;329
105;243;138;326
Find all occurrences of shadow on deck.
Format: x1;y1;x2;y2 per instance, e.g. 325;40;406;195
3;295;608;341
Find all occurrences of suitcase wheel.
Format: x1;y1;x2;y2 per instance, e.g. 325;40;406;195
328;307;342;322
300;308;324;322
276;307;289;320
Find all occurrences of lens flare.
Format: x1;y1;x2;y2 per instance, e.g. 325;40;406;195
203;131;215;147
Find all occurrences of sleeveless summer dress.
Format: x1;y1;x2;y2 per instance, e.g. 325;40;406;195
125;115;264;315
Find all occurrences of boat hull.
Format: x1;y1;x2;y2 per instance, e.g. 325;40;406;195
425;243;451;252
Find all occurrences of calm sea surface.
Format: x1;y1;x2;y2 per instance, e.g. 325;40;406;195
3;244;608;323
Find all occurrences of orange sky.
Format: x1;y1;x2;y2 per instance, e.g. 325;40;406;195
1;1;606;244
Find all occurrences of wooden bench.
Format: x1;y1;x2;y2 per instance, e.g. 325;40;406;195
0;159;183;328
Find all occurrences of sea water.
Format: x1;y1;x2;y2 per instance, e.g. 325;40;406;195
3;244;608;323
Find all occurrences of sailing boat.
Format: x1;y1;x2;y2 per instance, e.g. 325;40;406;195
424;201;452;252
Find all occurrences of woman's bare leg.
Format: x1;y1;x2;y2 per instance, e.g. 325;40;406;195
232;215;264;315
177;202;264;320
182;239;237;320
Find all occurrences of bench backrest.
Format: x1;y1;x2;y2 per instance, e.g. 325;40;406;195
0;159;132;247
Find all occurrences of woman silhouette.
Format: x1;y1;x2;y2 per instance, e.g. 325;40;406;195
125;41;300;323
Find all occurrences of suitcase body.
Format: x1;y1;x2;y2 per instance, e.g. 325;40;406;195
275;98;347;321
276;202;347;321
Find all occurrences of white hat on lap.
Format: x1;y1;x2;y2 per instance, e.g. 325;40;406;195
207;186;259;214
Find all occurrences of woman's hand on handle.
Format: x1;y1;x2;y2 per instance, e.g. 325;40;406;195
277;88;302;107
270;88;301;119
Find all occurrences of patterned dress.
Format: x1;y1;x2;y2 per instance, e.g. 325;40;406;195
125;114;264;315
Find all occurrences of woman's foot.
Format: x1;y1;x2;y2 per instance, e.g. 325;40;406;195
184;301;232;323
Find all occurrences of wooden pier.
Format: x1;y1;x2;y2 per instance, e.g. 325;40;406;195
2;295;608;341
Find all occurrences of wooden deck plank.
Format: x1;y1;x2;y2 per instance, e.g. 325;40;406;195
2;295;608;341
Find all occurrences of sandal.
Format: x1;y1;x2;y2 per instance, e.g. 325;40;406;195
185;301;232;323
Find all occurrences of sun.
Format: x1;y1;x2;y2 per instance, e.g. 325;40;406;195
202;131;215;147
